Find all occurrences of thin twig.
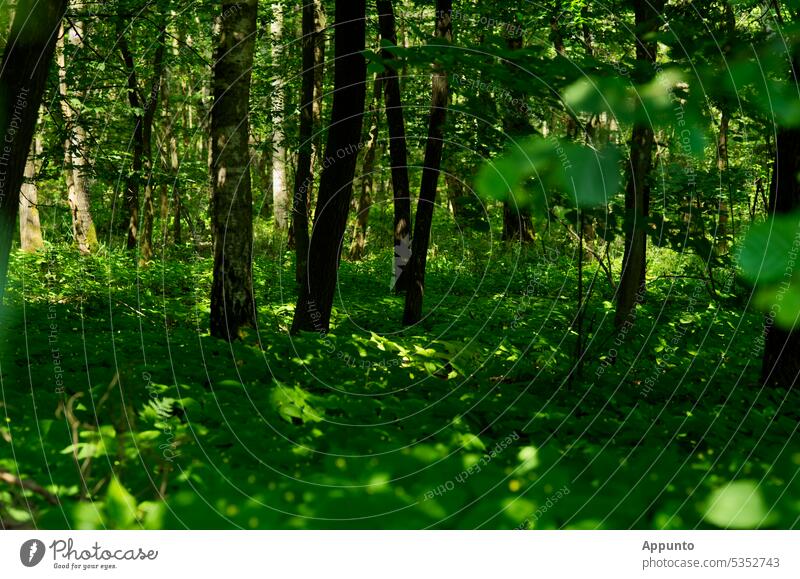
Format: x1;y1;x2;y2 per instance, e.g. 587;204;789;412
0;470;59;505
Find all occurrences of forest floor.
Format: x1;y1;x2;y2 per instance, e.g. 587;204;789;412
1;216;799;529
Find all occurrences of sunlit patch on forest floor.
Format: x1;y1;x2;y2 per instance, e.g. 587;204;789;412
1;233;798;530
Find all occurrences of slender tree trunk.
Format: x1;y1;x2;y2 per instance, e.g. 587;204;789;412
550;0;566;56
503;203;535;242
162;53;182;245
402;0;452;326
209;0;258;341
139;28;167;264
164;26;182;246
291;0;368;334
716;110;730;252
57;20;97;254
312;0;326;173
502;33;534;243
271;4;289;234
613;0;663;328
581;4;594;57
715;2;736;253
118;16;166;261
19;138;44;252
377;0;413;292
550;0;578;140
349;77;382;261
0;0;66;303
291;0;323;286
444;158;465;219
118;20;143;251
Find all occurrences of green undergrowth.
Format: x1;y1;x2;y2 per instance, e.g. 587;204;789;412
1;230;798;530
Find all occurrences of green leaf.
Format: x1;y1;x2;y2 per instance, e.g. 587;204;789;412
105;478;137;529
753;276;800;330
739;212;800;284
475;137;621;210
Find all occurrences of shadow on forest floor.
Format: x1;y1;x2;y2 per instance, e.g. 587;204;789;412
1;240;798;529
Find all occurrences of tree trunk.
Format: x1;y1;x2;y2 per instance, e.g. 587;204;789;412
139;28;167;265
550;0;566;56
291;0;368;334
291;0;324;286
19;138;44;252
402;0;452;326
165;26;182;246
57;20;97;254
715;110;730;252
377;0;413;292
444;159;464;219
0;0;66;303
158;32;180;243
613;0;662;328
715;3;735;254
312;1;326;173
117;20;143;251
209;0;258;341
271;4;289;234
118;15;166;261
501;33;534;243
761;56;800;388
349;77;382;261
503;203;535;242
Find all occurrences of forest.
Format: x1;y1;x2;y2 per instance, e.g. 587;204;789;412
0;0;799;530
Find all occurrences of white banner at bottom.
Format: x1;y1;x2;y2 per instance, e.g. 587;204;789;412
1;531;797;578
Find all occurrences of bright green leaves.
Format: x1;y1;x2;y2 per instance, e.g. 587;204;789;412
563;69;707;156
753;282;800;328
269;383;322;425
72;479;165;530
105;478;138;529
739;212;800;284
475;137;621;211
739;212;800;329
716;38;800;128
703;480;770;529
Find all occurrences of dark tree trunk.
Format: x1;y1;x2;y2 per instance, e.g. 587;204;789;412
501;33;534;244
613;0;663;328
349;77;382;261
503;203;535;242
377;0;413;292
118;19;166;263
715;2;736;253
117;20;143;251
0;0;66;304
550;0;566;56
581;4;594;57
402;0;452;326
291;0;323;287
715;110;730;252
291;0;368;334
312;0;326;172
157;35;181;246
139;28;166;265
209;0;258;341
761;104;800;388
